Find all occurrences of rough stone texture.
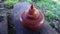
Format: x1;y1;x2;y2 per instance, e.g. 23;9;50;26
10;2;58;34
0;13;7;34
7;13;16;34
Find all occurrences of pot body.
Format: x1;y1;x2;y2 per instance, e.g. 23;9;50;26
20;11;45;30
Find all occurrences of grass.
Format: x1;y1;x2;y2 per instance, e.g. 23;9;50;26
36;0;60;19
35;0;60;29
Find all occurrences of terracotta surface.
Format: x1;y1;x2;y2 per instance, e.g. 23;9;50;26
20;4;45;30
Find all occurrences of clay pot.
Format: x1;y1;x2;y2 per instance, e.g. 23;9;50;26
20;4;45;30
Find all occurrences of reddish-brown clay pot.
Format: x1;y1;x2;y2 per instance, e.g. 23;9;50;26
20;4;45;30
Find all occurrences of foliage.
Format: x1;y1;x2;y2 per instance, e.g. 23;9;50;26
5;0;19;9
20;0;32;3
36;0;60;19
36;0;60;29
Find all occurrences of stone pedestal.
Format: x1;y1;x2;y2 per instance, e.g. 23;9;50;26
0;12;7;34
0;0;4;3
0;0;5;10
0;0;7;34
